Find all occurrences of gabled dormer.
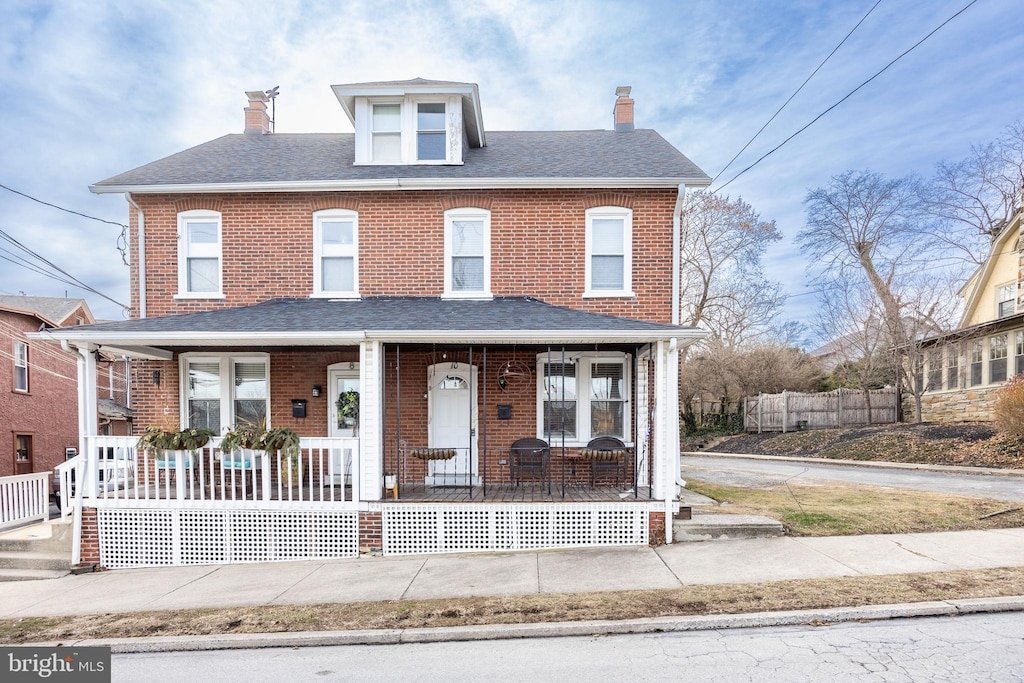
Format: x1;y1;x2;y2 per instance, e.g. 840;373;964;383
331;78;486;166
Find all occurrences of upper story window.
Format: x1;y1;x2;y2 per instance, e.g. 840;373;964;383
537;352;631;445
444;208;491;298
372;103;402;162
997;283;1016;318
13;340;28;392
417;103;446;161
584;207;633;298
313;209;359;298
177;210;222;298
183;354;269;434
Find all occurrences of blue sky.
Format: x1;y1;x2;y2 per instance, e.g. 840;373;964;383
1;0;1021;342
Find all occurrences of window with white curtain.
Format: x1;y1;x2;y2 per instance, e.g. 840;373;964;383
177;210;222;297
444;208;491;297
313;209;359;296
183;355;269;433
585;207;633;296
538;353;631;444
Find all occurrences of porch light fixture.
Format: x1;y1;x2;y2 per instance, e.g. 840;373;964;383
152;370;161;386
312;385;322;397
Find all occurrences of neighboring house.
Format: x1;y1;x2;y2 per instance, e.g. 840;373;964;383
912;210;1024;421
1;295;131;478
42;79;710;567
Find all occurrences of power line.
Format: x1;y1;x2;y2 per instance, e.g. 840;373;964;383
0;182;127;228
711;0;979;194
711;0;884;185
0;229;129;310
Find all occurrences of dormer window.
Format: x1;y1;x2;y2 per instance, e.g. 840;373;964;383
372;104;402;162
417;103;446;161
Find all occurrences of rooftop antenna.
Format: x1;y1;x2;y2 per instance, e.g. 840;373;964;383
264;86;280;133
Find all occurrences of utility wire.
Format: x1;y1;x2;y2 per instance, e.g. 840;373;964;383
0;182;127;228
712;0;979;194
711;0;884;185
0;229;129;310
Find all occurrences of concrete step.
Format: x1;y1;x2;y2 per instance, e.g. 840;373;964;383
673;511;785;542
0;519;73;552
0;550;71;572
0;567;69;582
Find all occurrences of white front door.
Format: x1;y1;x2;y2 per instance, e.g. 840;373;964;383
427;363;478;486
327;363;359;485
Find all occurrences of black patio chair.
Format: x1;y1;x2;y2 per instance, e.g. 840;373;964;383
509;438;550;486
581;436;628;487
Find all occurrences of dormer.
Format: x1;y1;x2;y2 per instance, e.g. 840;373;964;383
331;78;486;166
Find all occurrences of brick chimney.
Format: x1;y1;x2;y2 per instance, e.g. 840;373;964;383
244;91;271;135
613;86;634;132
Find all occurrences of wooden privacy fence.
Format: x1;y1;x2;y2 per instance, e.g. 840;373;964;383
744;387;898;433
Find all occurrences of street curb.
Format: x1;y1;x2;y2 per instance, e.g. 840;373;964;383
683;451;1024;478
40;596;1024;653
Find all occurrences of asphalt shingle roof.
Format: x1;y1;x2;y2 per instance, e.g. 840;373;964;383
71;297;690;335
93;130;709;188
0;295;88;326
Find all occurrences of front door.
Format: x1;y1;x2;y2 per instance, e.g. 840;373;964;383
327;363;359;486
427;363;478;486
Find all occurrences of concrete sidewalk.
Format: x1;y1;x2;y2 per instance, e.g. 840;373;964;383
2;526;1023;619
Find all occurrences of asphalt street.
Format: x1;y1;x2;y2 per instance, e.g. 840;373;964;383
682;454;1024;503
109;611;1024;682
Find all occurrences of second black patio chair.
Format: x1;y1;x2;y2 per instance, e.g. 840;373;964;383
509;438;550;486
580;436;628;487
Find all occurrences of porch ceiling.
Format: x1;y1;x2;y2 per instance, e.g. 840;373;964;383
33;296;707;355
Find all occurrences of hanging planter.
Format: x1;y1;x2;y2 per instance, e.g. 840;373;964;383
409;448;457;461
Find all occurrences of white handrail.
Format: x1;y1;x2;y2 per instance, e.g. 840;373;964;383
0;472;51;530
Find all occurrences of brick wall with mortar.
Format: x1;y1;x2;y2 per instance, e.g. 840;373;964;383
127;189;677;322
358;511;382;552
78;507;100;566
648;511;665;546
0;309;79;477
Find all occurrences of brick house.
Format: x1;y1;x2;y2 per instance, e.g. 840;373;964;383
2;295;131;479
912;209;1024;421
43;79;710;567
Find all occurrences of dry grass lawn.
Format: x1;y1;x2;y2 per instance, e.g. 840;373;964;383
685;479;1024;536
3;567;1024;644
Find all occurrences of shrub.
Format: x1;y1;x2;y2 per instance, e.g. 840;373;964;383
993;375;1024;440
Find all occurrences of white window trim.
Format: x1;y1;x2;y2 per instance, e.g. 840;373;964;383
175;209;224;299
312;209;360;298
13;340;28;392
535;351;632;447
443;207;492;299
179;353;270;433
353;95;464;166
996;281;1016;318
583;206;635;298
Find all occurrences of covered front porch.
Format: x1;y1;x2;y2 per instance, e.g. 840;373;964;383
42;297;702;566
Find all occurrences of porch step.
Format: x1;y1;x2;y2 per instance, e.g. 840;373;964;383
0;550;71;572
0;568;69;582
673;511;785;542
0;519;73;552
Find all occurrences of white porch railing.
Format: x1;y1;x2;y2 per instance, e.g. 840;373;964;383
0;471;51;530
74;435;360;509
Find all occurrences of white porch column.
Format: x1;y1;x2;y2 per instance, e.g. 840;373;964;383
652;339;680;543
359;340;382;501
78;345;99;442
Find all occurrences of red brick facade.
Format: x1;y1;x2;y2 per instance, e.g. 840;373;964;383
648;511;666;547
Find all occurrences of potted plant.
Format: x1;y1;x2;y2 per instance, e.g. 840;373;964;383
137;424;215;469
336;390;360;434
221;419;301;473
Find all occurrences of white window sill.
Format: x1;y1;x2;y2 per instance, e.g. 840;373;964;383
353;160;463;166
311;292;361;299
174;293;225;300
442;291;493;300
582;290;636;299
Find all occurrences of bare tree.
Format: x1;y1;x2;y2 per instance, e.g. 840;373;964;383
679;191;784;346
924;121;1024;264
800;170;959;422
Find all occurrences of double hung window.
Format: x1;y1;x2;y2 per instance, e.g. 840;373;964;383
970;340;984;386
183;355;269;434
416;103;446;161
990;334;1008;383
177;210;222;297
585;207;633;296
538;353;631;443
372;103;402;162
443;208;491;297
13;341;27;392
946;345;959;390
997;283;1016;318
313;210;359;297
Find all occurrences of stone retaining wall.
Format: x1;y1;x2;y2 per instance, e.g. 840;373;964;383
904;387;999;423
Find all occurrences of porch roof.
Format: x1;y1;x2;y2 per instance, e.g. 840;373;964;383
35;296;707;354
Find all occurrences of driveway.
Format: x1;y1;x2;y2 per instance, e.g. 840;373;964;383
682;454;1024;503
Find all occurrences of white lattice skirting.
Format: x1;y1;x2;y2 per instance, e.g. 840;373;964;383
382;502;652;556
97;508;359;568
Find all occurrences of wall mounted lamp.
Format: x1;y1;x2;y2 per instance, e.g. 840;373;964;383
312;385;322;397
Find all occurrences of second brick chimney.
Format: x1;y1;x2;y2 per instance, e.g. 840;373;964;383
244;91;271;135
613;86;634;132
